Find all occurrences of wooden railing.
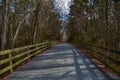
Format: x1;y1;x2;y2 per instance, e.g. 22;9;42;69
0;41;50;78
81;43;120;76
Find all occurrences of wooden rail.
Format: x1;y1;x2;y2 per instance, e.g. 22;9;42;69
0;41;50;78
81;43;120;76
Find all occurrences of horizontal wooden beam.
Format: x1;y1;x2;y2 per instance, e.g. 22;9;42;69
0;41;50;77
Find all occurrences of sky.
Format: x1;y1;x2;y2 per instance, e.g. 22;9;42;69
53;0;73;34
53;0;73;21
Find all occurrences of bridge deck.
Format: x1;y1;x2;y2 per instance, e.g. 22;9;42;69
7;43;119;80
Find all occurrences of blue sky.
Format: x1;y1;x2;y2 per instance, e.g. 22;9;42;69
53;0;73;21
53;0;73;34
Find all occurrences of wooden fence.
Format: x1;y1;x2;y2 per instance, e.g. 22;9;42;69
81;43;120;76
0;41;50;79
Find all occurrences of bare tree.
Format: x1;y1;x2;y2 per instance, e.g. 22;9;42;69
1;0;9;50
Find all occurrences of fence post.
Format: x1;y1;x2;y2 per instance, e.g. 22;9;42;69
105;50;109;67
48;41;51;48
27;47;31;61
9;52;13;73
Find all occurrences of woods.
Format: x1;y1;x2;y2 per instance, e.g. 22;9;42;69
0;0;61;50
0;0;119;51
68;0;120;50
0;0;120;79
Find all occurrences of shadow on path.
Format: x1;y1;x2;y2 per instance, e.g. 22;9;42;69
7;43;120;80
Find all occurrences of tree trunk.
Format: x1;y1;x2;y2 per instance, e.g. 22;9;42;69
1;0;9;50
32;1;40;44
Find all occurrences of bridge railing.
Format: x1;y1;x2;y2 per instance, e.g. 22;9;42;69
0;41;50;78
81;43;120;76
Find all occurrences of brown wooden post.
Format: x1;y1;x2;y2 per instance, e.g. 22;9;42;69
9;52;13;73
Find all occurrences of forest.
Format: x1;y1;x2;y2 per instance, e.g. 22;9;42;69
0;0;61;50
68;0;120;50
0;0;120;79
1;0;119;50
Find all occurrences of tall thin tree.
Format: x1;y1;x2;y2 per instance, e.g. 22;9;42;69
1;0;9;50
